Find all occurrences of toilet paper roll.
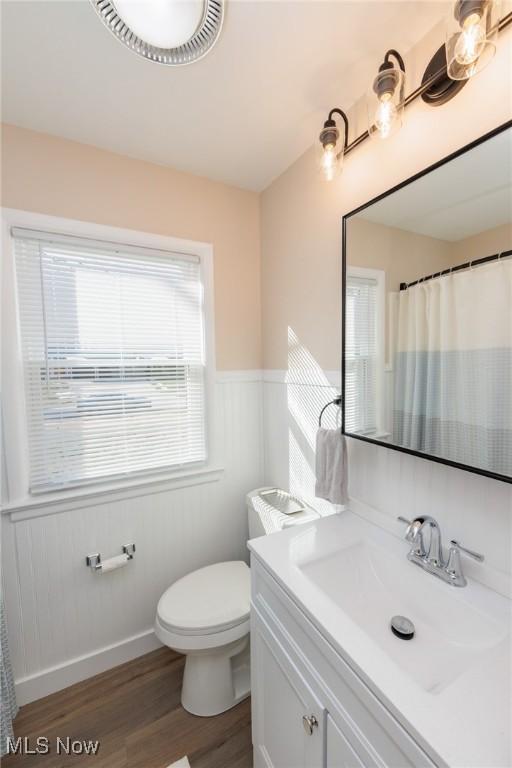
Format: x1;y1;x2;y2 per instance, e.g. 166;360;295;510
100;553;130;573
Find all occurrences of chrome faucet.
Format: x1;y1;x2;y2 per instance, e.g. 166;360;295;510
402;515;443;566
398;516;484;587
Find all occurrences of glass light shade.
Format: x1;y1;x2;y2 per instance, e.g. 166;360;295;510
317;121;345;182
367;67;405;141
113;0;205;49
445;0;500;80
91;0;223;66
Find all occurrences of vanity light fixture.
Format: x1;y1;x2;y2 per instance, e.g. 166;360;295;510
446;0;500;80
90;0;224;66
318;109;349;181
368;49;405;140
316;6;511;177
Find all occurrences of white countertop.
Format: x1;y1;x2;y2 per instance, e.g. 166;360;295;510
248;510;512;768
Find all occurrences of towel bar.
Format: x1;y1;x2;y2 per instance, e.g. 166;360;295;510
318;396;342;427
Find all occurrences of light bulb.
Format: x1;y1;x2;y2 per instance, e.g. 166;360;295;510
454;12;486;65
446;0;499;80
318;115;345;181
374;97;397;140
368;60;404;141
321;144;338;181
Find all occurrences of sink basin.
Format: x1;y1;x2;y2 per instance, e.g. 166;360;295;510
296;535;510;694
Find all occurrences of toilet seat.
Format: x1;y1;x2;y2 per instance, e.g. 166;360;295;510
155;613;250;652
156;561;250;636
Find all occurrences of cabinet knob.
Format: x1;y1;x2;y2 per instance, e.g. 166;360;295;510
302;715;318;735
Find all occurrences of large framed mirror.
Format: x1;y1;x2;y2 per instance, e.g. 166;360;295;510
342;122;511;483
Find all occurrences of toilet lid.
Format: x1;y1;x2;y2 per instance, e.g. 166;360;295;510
157;561;251;635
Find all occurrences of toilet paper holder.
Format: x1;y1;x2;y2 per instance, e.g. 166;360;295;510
86;543;136;572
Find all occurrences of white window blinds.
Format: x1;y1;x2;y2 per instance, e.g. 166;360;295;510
345;275;377;435
14;229;207;492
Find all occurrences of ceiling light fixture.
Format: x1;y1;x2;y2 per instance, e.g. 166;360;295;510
90;0;224;66
368;49;405;140
316;6;511;180
445;0;500;80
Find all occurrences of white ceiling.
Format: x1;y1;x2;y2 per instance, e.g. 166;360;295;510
357;128;512;241
1;0;447;191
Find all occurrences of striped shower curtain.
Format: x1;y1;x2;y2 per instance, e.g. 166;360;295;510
390;258;512;475
1;598;18;756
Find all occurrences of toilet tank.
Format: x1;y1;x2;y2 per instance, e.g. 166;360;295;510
246;487;320;539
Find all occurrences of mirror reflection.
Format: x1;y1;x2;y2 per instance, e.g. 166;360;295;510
344;126;511;479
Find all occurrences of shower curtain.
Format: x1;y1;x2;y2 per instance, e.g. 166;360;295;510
1;598;18;756
391;258;512;475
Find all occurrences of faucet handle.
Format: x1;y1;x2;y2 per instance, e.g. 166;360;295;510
449;540;484;562
445;540;484;587
397;516;427;557
446;539;484;587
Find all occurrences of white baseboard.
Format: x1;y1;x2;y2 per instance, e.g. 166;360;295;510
15;629;162;706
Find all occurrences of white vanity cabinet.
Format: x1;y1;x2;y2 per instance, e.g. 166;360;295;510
251;556;439;768
252;615;324;768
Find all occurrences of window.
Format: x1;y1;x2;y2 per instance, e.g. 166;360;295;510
345;272;379;435
13;228;207;492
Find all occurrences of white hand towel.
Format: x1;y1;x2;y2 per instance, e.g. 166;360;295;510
315;429;348;505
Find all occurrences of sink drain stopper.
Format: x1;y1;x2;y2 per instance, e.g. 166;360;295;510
390;615;415;640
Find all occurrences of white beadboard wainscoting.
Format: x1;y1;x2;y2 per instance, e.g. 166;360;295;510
262;371;512;598
1;374;264;705
262;369;341;501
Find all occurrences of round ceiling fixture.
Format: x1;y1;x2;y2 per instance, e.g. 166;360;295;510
90;0;224;66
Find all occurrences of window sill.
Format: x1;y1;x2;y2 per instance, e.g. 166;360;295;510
2;466;225;522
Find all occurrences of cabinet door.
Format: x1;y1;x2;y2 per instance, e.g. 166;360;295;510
252;613;324;768
326;715;366;768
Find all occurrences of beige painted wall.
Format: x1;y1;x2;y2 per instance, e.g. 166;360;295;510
451;223;512;264
1;124;261;371
347;217;453;291
261;22;512;370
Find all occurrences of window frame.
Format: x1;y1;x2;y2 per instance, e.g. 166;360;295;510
345;266;386;438
1;209;222;518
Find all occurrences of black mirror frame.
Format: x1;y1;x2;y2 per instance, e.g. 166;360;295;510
341;119;512;485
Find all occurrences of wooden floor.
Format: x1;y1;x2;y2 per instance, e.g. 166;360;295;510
4;648;253;768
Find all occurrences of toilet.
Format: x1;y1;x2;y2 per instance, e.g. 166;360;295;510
154;488;324;716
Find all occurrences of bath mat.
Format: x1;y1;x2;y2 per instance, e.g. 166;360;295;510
168;758;190;768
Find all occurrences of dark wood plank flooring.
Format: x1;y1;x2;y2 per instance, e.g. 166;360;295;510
3;648;253;768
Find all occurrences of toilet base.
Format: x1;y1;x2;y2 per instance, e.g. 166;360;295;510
181;637;250;717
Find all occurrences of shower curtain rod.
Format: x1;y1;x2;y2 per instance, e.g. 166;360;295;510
399;248;512;291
